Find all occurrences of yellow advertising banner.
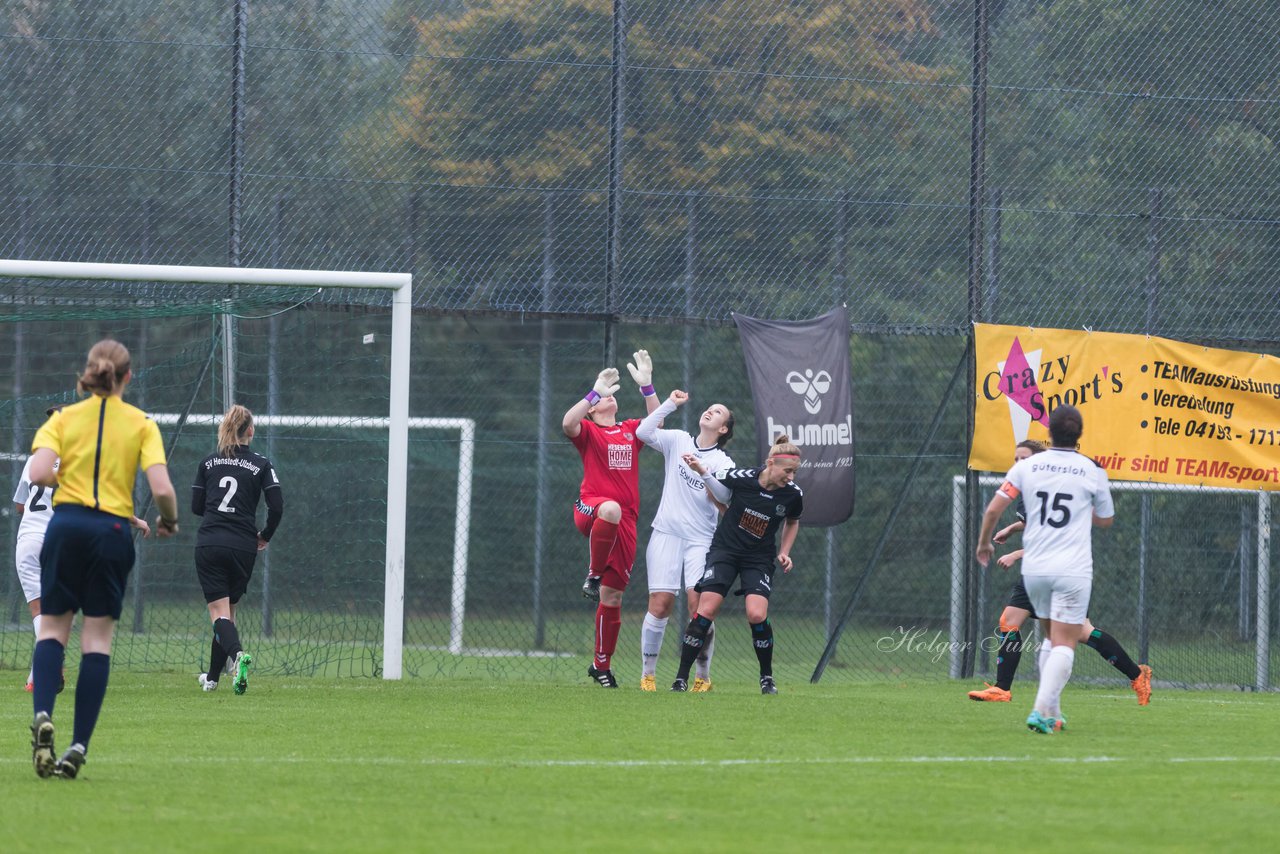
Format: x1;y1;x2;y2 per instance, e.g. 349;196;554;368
971;323;1280;489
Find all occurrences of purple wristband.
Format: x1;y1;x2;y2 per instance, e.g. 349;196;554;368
640;384;656;397
584;390;601;405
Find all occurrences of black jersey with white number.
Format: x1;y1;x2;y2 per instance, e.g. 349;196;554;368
709;468;804;557
191;445;283;551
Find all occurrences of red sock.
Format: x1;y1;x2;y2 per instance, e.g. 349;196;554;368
594;604;622;669
588;518;619;576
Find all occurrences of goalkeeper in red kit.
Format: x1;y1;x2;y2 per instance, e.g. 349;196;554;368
562;350;661;688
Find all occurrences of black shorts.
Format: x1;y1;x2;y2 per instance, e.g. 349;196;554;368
695;548;776;599
40;505;136;620
195;545;257;604
1007;576;1039;619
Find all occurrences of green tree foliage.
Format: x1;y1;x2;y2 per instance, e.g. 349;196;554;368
357;0;971;322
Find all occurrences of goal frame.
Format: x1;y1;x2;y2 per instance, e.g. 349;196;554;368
951;474;1273;689
0;259;416;679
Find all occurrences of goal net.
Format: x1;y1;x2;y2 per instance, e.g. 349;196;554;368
0;260;421;679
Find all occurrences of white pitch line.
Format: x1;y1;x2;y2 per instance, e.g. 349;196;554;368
2;754;1279;768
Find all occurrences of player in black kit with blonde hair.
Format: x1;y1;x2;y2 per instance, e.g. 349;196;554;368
674;434;804;694
191;405;284;695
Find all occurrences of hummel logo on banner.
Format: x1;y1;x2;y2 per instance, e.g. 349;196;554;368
786;369;832;415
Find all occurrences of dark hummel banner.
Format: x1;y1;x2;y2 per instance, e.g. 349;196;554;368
734;306;854;526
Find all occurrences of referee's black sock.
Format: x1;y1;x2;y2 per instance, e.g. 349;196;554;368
72;653;110;751
1086;628;1141;680
994;629;1022;691
750;619;774;678
32;638;65;718
214;617;243;659
676;614;712;681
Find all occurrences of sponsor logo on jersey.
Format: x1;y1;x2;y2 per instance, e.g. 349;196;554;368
607;444;633;470
738;507;770;538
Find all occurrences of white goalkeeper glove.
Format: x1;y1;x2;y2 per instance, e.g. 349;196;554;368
592;367;620;399
627;349;653;389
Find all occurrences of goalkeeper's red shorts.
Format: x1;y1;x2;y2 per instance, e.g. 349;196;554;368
572;497;637;591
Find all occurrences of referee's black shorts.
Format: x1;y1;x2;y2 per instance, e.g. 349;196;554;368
40;505;137;620
195;545;258;605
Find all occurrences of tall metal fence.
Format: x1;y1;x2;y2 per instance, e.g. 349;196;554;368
3;1;1280;689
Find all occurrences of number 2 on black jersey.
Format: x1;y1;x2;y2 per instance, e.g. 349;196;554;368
1034;491;1072;528
217;476;239;513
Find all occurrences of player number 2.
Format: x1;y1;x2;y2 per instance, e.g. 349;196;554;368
217;476;239;513
1034;491;1072;528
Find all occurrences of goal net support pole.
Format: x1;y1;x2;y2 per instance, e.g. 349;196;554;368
0;259;415;679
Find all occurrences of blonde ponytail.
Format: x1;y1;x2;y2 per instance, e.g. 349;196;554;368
217;404;255;458
77;339;131;396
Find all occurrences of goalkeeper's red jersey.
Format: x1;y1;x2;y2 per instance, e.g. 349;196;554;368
570;418;645;520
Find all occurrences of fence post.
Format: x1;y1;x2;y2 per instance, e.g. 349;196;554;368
533;193;555;648
603;0;629;365
1256;492;1271;691
676;190;697;631
961;0;991;679
262;193;288;639
224;0;247;409
1137;187;1162;662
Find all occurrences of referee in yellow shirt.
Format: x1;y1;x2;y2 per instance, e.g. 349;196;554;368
26;339;180;780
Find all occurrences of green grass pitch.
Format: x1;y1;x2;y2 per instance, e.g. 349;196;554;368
0;671;1277;851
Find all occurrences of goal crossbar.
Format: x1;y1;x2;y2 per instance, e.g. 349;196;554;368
0;259;417;679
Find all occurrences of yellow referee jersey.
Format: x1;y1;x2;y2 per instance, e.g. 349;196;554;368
32;394;166;519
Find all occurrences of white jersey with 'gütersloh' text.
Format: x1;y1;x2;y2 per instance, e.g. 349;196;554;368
997;448;1114;579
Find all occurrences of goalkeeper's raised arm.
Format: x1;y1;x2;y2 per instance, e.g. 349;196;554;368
561;367;619;439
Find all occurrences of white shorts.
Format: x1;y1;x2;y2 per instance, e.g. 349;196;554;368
1022;574;1092;625
14;536;43;603
645;530;711;594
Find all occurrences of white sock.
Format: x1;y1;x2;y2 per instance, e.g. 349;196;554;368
1037;638;1054;676
1033;645;1075;717
695;623;715;680
28;614;41;684
641;612;668;677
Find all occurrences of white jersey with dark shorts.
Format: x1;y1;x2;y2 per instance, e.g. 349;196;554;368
997;448;1114;624
637;399;734;594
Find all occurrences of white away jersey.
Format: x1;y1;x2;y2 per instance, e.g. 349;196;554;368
638;400;734;541
13;455;59;540
998;448;1114;578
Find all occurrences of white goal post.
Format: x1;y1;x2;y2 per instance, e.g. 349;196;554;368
950;474;1272;688
0;259;420;679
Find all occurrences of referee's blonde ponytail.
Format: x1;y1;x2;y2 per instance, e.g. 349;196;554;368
218;404;255;458
77;339;131;396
